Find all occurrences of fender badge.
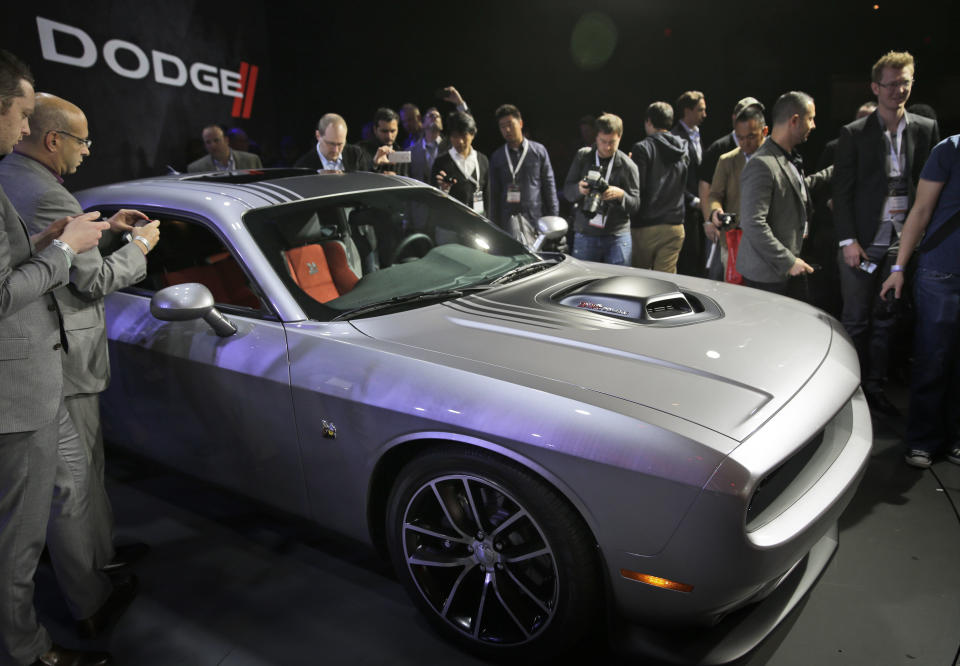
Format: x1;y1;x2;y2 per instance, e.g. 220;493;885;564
321;419;337;439
577;300;629;316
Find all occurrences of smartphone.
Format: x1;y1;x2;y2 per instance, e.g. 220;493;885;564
387;151;412;164
859;260;878;274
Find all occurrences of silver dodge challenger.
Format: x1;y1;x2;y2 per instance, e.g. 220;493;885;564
76;170;872;664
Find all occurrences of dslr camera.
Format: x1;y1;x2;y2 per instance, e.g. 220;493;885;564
580;169;609;218
716;212;739;231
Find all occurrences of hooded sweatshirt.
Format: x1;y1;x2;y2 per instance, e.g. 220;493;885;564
629;131;690;227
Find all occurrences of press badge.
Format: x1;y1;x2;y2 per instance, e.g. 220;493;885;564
473;190;485;214
506;183;522;204
884;195;908;220
588;214;607;229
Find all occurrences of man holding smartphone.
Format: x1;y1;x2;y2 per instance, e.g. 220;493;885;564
356;107;410;176
833;50;939;416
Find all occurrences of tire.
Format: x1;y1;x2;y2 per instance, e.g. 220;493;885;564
385;446;602;662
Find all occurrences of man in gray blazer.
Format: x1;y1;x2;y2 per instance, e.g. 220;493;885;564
1;49;120;666
187;123;263;172
0;92;160;579
737;91;832;295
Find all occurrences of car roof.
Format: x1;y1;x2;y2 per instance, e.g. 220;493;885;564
76;168;432;211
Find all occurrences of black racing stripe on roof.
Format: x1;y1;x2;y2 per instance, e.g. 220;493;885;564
252;181;304;201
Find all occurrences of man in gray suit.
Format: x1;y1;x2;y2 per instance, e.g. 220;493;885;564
187;123;263;172
0;92;160;578
736;91;832;295
1;49;120;666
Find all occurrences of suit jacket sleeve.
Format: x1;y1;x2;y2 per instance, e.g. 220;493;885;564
804;165;833;195
540;147;559;216
709;155;731;209
0;210;69;318
28;188;147;301
832;125;858;242
740;157;796;275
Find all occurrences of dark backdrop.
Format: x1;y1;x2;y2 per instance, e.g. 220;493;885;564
3;0;956;189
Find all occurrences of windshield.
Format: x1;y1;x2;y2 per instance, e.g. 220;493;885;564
244;186;541;320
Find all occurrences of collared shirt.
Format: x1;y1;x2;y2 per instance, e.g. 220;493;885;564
873;112;910;245
449;147;479;184
212;150;236;171
422;137;440;173
680;120;702;161
13;149;64;183
316;143;343;172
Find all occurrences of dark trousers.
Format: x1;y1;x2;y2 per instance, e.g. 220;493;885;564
906;268;960;455
837;244;900;394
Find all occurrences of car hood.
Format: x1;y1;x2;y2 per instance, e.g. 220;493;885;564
350;260;852;441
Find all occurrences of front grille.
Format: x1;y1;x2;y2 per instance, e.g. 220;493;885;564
746;429;826;530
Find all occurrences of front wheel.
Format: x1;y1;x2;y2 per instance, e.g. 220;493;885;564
385;447;602;661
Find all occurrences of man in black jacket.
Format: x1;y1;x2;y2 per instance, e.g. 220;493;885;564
563;113;639;265
833;50;939;416
294;113;372;173
672;90;707;276
630;102;690;273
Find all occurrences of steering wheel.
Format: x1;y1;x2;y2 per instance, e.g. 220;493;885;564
389;233;434;265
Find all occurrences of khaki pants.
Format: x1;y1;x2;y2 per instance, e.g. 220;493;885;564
631;225;685;273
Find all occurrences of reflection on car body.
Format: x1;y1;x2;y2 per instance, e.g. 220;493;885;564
77;169;872;664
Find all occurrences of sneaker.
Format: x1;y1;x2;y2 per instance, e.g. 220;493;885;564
948;447;960;466
904;450;932;469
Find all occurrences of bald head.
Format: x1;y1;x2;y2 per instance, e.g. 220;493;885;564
17;92;90;176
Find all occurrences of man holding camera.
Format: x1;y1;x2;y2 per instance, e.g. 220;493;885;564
563;113;639;265
629;102;689;273
703;104;768;280
833;50;939;416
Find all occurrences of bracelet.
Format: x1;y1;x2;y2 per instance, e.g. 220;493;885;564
889;265;904;273
133;235;151;251
51;238;75;267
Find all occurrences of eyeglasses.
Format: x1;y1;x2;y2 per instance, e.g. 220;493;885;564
876;78;914;90
51;130;93;149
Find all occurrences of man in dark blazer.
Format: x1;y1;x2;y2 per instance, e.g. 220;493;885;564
294;112;372;173
672;90;707;276
0;49;119;666
737;91;832;294
432;110;489;216
410;107;444;183
488;104;559;232
833;51;939;415
0;92;159;577
356;107;410;177
187;123;262;172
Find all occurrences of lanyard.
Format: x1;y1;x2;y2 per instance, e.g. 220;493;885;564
594;150;614;182
886;118;906;177
504;141;529;183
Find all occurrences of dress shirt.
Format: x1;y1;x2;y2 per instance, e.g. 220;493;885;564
316;143;344;171
680;120;702;161
449;147;479;184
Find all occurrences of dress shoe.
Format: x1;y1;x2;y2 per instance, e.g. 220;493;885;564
76;574;138;639
865;390;900;417
101;542;150;573
31;644;112;665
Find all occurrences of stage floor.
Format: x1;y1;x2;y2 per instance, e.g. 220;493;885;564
34;390;960;666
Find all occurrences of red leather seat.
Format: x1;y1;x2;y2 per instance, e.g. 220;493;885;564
322;241;360;294
284;244;339;303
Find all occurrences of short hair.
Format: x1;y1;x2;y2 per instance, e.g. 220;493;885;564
871;51;915;82
446;110;477;136
735;105;766;128
495;104;522;121
373;107;399;125
771;91;814;126
675;90;704;113
595;112;623;136
645;102;673;131
0;49;34;114
857;101;878;118
317;113;347;134
24;94;71;136
202;123;227;135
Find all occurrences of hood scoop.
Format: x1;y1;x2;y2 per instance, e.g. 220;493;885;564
554;275;722;326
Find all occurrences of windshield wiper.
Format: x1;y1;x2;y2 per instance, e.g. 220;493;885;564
331;287;484;321
487;259;558;286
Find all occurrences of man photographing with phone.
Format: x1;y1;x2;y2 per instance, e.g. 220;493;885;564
357;107;410;176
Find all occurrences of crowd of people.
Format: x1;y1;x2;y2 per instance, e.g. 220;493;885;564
2;41;960;665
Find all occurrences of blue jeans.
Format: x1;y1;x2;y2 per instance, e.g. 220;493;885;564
906;268;960;455
572;232;631;266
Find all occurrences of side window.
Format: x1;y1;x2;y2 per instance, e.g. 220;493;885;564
101;214;263;312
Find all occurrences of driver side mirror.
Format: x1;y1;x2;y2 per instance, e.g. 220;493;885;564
531;216;569;252
151;283;237;337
